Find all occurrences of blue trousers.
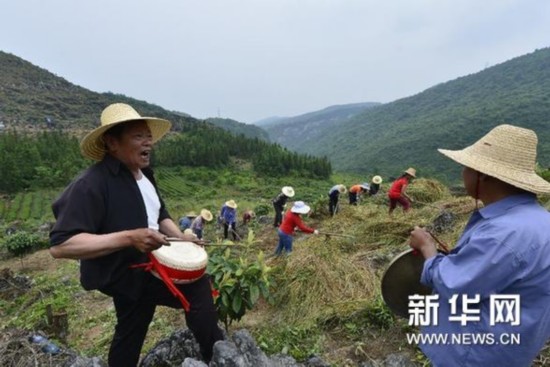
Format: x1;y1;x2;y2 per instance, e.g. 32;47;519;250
275;229;293;256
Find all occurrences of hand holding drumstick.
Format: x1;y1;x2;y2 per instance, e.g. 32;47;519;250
409;226;449;259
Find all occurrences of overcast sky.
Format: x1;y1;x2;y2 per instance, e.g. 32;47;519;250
2;0;549;123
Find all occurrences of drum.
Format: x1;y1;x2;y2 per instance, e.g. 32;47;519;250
151;240;208;284
381;248;438;318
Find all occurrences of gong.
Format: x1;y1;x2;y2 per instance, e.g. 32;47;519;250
381;248;435;318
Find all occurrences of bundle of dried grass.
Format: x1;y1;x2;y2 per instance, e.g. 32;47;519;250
274;241;377;326
407;178;450;203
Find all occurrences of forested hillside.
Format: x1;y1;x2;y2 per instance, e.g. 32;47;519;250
0;51;331;193
270;48;550;182
205;117;270;141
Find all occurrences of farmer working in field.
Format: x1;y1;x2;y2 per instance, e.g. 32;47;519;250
369;175;383;196
328;184;346;215
348;183;369;205
220;199;238;240
49;103;223;367
409;124;550;366
272;186;295;227
190;209;213;240
274;201;319;256
387;168;415;215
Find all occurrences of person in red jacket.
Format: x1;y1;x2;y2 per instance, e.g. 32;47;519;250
388;167;416;215
274;201;319;256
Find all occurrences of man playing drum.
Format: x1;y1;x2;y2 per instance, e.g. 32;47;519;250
49;103;223;367
409;125;550;366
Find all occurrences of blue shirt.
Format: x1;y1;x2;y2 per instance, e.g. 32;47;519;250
420;193;550;366
220;205;237;224
179;216;193;230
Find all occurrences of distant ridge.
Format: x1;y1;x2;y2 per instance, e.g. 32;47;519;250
267;48;550;182
259;101;381;147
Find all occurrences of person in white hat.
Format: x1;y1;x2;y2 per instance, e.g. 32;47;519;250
274;201;319;256
49;103;222;366
272;186;295;227
219;199;238;240
369;175;383;196
328;184;347;216
387;168;416;215
190;209;213;239
409;124;550;367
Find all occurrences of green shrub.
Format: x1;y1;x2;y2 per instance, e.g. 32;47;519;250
207;230;273;329
5;231;42;256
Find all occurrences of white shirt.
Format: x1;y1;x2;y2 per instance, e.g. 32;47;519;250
136;171;161;230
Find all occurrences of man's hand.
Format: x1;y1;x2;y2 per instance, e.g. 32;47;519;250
130;228;169;253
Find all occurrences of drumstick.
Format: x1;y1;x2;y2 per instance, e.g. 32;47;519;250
165;237;242;247
426;230;450;254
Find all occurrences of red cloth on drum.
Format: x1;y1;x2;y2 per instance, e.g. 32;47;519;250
130;255;191;312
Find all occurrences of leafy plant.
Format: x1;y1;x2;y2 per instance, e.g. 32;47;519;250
207;230;273;329
5;231;42;257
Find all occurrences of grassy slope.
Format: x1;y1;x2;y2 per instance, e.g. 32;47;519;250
1;177;550;365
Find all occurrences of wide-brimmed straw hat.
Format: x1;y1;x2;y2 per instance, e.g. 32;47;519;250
282;186;295;197
438;124;550;195
372;175;383;184
291;201;310;214
225;200;238;209
338;184;347;194
404;168;416;178
186;211;197;218
80;103;172;161
200;209;213;222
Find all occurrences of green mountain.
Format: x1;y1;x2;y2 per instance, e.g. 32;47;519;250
269;48;550;182
205;117;270;141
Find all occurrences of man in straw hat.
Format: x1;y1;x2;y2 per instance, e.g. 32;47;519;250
328;184;346;216
388;167;416;215
272;186;295;227
274;201;319;256
409;124;550;366
190;209;213;240
49;103;223;366
220;199;238;240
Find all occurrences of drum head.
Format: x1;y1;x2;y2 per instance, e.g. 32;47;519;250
381;248;433;318
151;241;208;284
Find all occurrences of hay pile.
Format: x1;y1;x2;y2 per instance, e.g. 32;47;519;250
407;178;450;204
264;180;474;330
273;240;377;326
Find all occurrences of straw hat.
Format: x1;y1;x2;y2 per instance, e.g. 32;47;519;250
372;175;383;184
186;211;197;218
282;186;295;197
338;184;347;194
80;103;172;161
360;183;370;190
404;168;416;178
291;201;310;214
438;124;550;195
225;200;238;209
183;228;194;235
200;209;213;222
